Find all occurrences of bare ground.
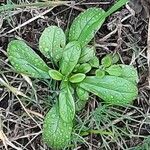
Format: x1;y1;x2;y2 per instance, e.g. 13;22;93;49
0;0;150;150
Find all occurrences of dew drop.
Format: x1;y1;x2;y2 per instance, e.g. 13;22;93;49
45;48;49;52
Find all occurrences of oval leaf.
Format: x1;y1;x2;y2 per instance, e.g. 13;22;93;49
69;73;86;83
43;104;73;149
89;56;99;68
7;40;50;78
60;41;81;76
79;46;95;63
118;64;139;84
96;69;105;78
101;55;112;68
76;99;87;112
106;64;138;84
79;76;138;105
110;53;120;64
76;87;89;101
69;8;106;48
106;65;122;76
48;69;63;81
39;26;66;62
76;87;89;111
73;64;80;73
59;82;75;122
69;0;128;48
77;63;92;74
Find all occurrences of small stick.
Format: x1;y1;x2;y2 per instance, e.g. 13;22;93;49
147;17;150;87
0;1;74;37
0;7;55;36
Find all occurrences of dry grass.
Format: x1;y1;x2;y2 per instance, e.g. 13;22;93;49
0;0;150;149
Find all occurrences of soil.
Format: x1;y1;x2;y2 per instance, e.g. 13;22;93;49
0;0;150;150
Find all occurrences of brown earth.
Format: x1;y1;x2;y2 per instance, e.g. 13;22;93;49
0;0;150;150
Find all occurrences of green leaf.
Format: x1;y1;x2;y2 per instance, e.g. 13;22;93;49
60;41;81;76
89;56;99;68
43;104;73;149
103;53;120;64
69;73;86;83
76;87;89;101
7;40;50;78
111;53;120;64
106;65;122;76
39;26;66;62
96;69;105;78
79;76;138;105
101;55;112;68
79;46;95;63
106;64;138;83
76;99;87;112
69;8;106;48
105;0;129;17
69;0;128;48
117;64;138;84
73;64;80;73
60;81;74;94
77;63;92;74
48;69;63;81
59;82;75;122
76;87;89;111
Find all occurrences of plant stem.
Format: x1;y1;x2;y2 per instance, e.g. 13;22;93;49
81;129;114;136
105;0;129;17
147;17;150;87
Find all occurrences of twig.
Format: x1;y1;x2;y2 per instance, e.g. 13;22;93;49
0;129;22;150
0;1;75;37
0;7;54;36
147;17;150;88
102;110;136;130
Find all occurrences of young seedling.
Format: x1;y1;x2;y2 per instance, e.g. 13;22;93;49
7;0;137;149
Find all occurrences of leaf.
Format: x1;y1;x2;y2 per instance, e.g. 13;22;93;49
69;8;106;48
77;63;92;74
76;87;89;101
60;41;81;76
106;64;138;83
78;46;95;63
60;81;74;94
69;0;128;48
75;87;89;111
7;40;50;78
79;76;138;105
105;0;129;17
117;64;139;84
69;73;86;83
111;53;120;64
39;26;66;62
73;64;80;72
106;65;122;76
102;53;119;65
48;69;63;81
96;69;105;78
59;82;75;122
43;104;73;149
89;56;99;68
101;55;112;68
75;99;87;112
